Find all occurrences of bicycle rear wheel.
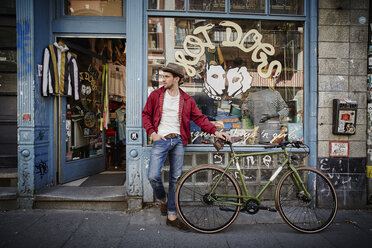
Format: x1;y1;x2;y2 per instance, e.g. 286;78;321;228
276;167;337;233
175;165;241;233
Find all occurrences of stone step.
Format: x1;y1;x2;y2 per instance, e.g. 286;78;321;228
34;185;127;211
0;168;18;187
0;187;18;210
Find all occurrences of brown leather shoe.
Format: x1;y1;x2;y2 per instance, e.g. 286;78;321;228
166;218;190;232
160;201;167;216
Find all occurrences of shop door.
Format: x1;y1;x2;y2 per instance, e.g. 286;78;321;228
58;37;126;183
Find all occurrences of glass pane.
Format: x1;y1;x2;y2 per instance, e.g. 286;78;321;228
148;0;185;10
62;37;126;161
189;0;225;11
270;0;304;15
65;0;123;16
230;0;265;13
147;17;304;145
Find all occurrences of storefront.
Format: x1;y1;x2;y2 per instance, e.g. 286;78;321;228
16;0;319;209
135;0;318;209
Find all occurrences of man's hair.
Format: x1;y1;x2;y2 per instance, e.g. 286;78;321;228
170;72;182;80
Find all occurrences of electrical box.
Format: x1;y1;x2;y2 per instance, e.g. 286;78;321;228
332;99;357;135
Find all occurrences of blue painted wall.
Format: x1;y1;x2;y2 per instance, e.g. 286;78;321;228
33;0;55;190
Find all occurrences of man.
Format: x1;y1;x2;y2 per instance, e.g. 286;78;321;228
142;62;230;231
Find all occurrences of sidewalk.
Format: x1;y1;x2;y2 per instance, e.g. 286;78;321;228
0;206;371;248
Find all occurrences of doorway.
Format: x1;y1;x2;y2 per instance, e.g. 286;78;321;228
56;37;127;185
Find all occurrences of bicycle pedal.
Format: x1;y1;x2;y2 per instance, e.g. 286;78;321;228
258;206;277;212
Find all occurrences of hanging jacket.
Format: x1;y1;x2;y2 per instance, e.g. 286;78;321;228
42;42;80;100
142;86;217;146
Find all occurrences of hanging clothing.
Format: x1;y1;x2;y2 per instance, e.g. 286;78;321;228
42;42;80;100
107;63;126;102
115;107;126;142
100;64;110;131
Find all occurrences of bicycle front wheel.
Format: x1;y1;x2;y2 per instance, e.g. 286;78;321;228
175;165;241;233
276;167;337;233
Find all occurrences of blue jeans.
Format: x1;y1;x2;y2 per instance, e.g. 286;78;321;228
148;137;184;215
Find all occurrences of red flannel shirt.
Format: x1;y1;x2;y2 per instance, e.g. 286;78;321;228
142;87;217;146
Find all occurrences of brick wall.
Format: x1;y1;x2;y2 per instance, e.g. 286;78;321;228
317;0;369;208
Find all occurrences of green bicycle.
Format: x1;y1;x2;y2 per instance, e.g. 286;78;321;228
175;140;338;234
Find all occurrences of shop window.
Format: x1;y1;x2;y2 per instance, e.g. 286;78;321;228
147;17;304;146
65;0;123;16
189;0;225;12
230;0;265;13
62;38;126;164
148;0;185;10
270;0;304;15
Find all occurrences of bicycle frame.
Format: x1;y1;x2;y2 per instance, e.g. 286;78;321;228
208;144;311;207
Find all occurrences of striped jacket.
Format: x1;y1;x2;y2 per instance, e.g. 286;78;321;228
42;42;80;100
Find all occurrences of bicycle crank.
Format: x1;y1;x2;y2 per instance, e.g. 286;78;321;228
244;199;277;214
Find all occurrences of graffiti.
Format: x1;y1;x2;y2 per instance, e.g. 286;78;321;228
246;156;254;168
321;76;346;91
213;153;224;165
36;130;46;141
175;21;281;79
263;155;272;167
129;166;141;195
35;160;48;179
17;20;32;78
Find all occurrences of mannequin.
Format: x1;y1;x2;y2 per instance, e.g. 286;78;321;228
241;77;288;126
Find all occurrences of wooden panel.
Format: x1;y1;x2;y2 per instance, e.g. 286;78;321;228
0;73;17;92
0;123;17;156
0;96;16;119
0;156;17;168
0;27;16;48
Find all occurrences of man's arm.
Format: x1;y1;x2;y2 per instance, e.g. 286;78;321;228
142;92;166;141
190;98;230;141
142;93;156;136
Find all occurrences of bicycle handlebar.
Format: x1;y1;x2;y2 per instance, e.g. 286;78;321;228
213;138;307;152
263;140;305;149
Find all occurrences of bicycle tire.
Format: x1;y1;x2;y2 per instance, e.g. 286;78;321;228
175;165;241;233
275;167;338;233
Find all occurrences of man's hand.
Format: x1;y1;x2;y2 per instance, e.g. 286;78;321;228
151;132;166;141
214;131;231;142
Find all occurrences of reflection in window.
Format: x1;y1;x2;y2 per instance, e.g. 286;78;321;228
230;0;265;13
270;0;304;15
148;0;185;10
189;0;225;12
64;0;123;16
148;17;304;146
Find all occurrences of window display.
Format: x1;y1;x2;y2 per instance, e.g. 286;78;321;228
270;0;304;15
148;17;304;145
148;0;185;10
62;38;126;163
65;0;123;16
189;0;225;11
230;0;265;13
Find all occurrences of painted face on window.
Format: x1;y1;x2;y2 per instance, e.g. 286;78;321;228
205;64;226;98
226;67;252;97
204;64;252;99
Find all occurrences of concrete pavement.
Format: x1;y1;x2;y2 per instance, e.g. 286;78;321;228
0;206;371;248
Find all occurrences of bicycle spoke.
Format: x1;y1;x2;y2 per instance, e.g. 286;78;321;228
276;167;337;233
176;166;240;233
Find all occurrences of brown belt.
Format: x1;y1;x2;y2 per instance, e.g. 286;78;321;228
164;133;181;139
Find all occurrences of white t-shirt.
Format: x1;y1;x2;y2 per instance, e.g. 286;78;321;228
157;90;181;137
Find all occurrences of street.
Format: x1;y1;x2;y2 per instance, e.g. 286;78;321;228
0;206;371;248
